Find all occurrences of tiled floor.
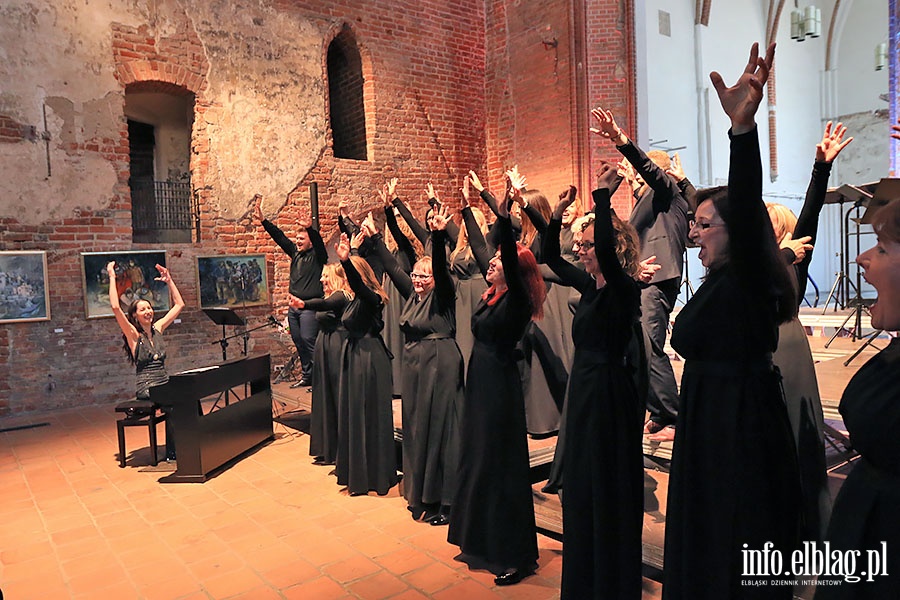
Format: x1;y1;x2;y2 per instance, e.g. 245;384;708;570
0;401;663;599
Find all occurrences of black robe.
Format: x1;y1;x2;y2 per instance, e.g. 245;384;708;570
663;127;801;599
306;291;349;464
335;258;398;496
447;215;538;573
544;191;644;599
815;337;900;599
373;230;464;510
774;159;833;543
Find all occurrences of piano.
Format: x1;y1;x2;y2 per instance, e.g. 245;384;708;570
151;353;274;483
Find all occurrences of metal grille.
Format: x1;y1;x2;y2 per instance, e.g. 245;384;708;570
131;181;195;232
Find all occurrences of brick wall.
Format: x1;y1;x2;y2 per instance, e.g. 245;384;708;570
0;0;637;415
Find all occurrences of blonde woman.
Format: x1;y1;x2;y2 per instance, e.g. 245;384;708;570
334;233;398;496
452;184;491;373
291;263;352;466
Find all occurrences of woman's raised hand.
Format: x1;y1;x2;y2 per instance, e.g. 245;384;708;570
506;165;527;202
336;233;351;261
553;186;577;220
106;261;116;277
816;121;853;163
468;170;485;192
709;42;775;133
590;106;627;145
666;152;686;182
461;174;473;207
430;204;451;231
154;264;173;283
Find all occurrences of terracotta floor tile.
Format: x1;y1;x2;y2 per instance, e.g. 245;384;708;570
202;565;269;599
258;557;321;589
282;575;347;600
322;554;382;584
378;546;436;576
348;569;410;600
403;561;467;595
432;579;505;600
0;402;671;599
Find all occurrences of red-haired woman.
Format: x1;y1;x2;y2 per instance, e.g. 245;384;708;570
448;176;546;587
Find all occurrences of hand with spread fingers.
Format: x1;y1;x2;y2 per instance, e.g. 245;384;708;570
816;121;853;163
709;41;775;133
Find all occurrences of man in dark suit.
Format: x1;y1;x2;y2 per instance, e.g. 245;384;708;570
591;106;693;441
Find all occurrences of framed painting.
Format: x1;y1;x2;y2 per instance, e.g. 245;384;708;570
196;254;269;310
0;251;51;323
81;251;169;319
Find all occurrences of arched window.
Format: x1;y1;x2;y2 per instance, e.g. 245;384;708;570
327;28;367;160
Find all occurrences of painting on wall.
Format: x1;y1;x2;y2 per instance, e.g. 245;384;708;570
0;251;51;323
81;251;169;319
196;254;269;310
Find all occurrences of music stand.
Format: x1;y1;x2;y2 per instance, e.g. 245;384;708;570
821;183;874;313
204;308;246;361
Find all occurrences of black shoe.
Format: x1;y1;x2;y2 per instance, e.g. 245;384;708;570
429;513;450;526
494;568;530;586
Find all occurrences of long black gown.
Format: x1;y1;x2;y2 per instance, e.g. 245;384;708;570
335;258;398;496
774;159;832;544
544;190;644;599
305;291;349;464
447;215;539;574
815;337;900;599
371;229;464;514
663;127;801;599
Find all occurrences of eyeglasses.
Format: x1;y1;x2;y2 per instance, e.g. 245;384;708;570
410;272;433;280
572;240;595;251
689;220;725;231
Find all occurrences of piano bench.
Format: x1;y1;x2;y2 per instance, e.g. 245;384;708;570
115;401;167;468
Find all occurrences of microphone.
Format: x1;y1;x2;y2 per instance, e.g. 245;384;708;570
268;315;279;326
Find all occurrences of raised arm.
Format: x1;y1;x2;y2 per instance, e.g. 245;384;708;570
592;186;630;290
391;198;429;246
152;264;185;332
384;205;417;269
428;204;457;309
305;219;328;265
107;261;139;345
336;233;382;307
715;43;780;281
542;187;592;290
792;121;852;301
255;195;299;258
369;225;414;299
591;107;681;208
460;175;494;278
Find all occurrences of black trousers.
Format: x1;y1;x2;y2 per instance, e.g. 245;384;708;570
640;279;680;426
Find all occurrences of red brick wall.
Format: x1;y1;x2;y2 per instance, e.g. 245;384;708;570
483;0;637;216
0;0;638;415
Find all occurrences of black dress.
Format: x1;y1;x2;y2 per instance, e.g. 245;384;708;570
305;291;349;464
663;128;801;599
335;258;398;496
774;159;833;543
447;215;538;574
815;338;900;599
544;192;644;599
372;229;464;514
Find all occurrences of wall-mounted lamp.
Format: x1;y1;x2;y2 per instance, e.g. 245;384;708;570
790;4;821;41
875;42;888;71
